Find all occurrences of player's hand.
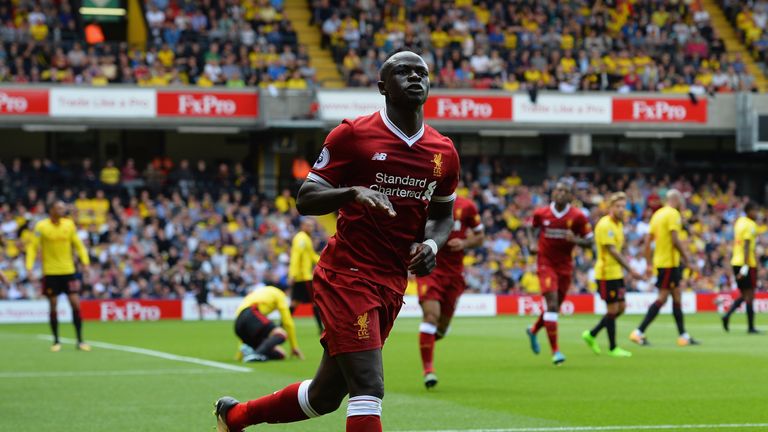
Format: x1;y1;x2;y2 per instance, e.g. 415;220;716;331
630;270;643;280
286;276;294;287
446;238;464;252
408;242;436;277
645;267;654;279
291;348;305;360
564;230;576;243
738;265;749;279
352;186;396;217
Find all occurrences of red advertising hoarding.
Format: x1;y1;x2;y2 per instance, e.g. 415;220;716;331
80;299;182;322
0;89;49;115
156;91;259;118
612;98;707;123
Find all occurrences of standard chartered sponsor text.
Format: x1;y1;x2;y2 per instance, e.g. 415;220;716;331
370;173;436;201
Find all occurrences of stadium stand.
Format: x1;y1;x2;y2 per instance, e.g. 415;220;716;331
0;0;316;88
310;0;759;92
1;157;765;301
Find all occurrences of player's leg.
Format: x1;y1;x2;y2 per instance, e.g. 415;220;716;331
608;300;632;357
334;349;385;431
671;285;698;345
219;349;348;431
722;267;745;332
45;281;61;351
632;269;671;345
583;281;608;354
527;268;557;355
419;299;440;386
305;281;324;332
254;327;287;358
743;286;758;333
65;277;89;351
543;290;563;364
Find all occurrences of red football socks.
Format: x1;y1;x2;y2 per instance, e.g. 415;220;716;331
347;396;383;432
419;322;438;374
419;331;436;374
226;382;309;429
531;313;544;334
347;415;382;432
543;312;559;353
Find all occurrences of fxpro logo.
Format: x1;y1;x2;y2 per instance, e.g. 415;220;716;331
100;302;162;321
369;172;437;202
177;94;237;115
436;98;493;118
631;101;687;121
0;92;29;113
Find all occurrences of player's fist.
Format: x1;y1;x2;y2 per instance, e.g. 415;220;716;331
408;242;436;277
352;186;396;217
446;238;464;252
564;230;576;243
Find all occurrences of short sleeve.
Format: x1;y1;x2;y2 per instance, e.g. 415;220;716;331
744;223;757;241
431;140;459;203
577;212;592;237
307;120;356;188
464;200;483;231
530;209;542;228
668;210;682;232
597;222;616;246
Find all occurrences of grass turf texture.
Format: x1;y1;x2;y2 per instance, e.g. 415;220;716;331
0;314;766;432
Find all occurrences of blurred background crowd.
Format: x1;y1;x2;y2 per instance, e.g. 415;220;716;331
1;156;765;300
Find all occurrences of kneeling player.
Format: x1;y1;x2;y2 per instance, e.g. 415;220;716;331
722;201;761;334
582;192;641;357
417;195;484;388
235;285;303;362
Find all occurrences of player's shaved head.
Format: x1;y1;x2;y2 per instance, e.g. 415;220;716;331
666;189;684;209
50;200;67;219
379;51;428;81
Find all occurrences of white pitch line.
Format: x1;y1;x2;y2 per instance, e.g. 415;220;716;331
37;335;251;373
0;368;233;379
395;424;768;432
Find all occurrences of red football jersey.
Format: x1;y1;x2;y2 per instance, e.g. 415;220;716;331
433;196;482;276
531;203;592;274
307;110;460;294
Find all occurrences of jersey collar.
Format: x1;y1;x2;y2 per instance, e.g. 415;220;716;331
379;109;425;147
550;202;570;219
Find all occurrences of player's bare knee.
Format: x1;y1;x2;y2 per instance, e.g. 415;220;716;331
423;311;439;326
617;304;626;316
307;380;346;415
347;370;384;399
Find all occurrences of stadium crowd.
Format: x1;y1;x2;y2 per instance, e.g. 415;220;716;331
313;0;757;93
0;156;765;301
0;0;316;88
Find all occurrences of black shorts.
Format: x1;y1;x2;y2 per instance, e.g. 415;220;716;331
597;279;626;304
196;288;209;305
656;267;682;290
291;280;313;304
43;274;78;297
732;266;757;291
235;307;276;349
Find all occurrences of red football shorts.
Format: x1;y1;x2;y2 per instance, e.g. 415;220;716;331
312;266;404;357
538;266;572;298
416;270;465;320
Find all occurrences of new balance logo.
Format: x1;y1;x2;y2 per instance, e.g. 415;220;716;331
371;153;388;161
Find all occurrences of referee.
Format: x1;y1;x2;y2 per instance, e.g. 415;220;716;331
26;201;92;352
287;217;322;332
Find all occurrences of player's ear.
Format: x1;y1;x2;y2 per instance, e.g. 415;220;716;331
377;80;387;96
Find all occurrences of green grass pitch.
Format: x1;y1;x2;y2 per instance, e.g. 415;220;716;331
1;314;766;431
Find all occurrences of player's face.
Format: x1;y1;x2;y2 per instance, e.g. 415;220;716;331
611;199;626;220
747;208;759;220
379;53;430;108
51;202;66;218
552;184;571;206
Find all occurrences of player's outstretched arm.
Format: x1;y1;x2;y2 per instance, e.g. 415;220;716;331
296;181;396;217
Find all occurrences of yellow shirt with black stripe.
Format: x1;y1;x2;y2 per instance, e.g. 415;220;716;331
236;286;299;350
731;216;757;267
26;218;90;275
650;206;682;268
594;215;624;280
289;231;319;282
